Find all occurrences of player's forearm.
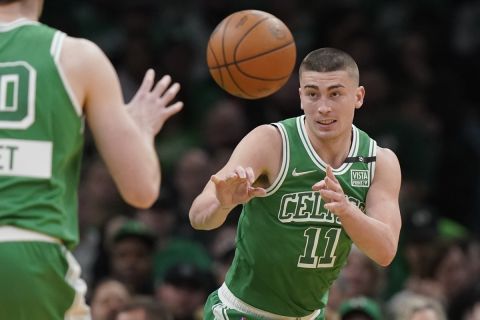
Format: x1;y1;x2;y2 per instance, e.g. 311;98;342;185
189;193;234;230
106;133;160;208
340;207;397;266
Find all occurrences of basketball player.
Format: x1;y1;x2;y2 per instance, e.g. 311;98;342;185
0;0;182;319
190;48;402;319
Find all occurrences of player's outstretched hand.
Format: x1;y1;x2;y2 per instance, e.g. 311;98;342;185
312;165;352;218
127;69;183;136
211;166;266;208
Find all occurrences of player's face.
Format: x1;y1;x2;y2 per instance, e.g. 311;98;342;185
299;70;364;141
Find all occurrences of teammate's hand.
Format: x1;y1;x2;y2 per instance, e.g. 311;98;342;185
312;165;353;218
211;166;266;208
127;69;183;136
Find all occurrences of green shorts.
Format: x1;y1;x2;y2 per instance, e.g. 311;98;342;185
0;241;90;320
204;288;325;320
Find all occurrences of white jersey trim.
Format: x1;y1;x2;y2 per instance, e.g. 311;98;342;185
297;115;358;175
265;123;289;196
0;225;61;243
0;18;39;32
51;31;83;117
63;248;91;320
368;139;377;184
219;283;321;320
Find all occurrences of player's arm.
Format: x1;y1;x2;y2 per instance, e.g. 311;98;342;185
314;147;401;266
60;37;181;208
359;147;402;265
189;124;282;230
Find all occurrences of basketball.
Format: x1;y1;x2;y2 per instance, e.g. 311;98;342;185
206;10;296;99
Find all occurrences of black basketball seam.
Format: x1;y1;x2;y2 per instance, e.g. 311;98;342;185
233;16;270;60
207;41;224;86
233;42;295;81
221;14;254;98
209;40;295;71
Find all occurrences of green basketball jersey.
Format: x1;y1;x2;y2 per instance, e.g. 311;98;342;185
0;19;83;249
225;115;377;317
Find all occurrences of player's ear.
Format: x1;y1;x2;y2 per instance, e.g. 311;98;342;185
355;86;365;109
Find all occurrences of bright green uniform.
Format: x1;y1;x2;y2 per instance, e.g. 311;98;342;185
205;116;377;319
0;19;89;319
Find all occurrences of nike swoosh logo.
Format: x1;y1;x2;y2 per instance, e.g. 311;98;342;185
292;168;316;177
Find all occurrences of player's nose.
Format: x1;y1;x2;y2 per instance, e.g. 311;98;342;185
316;99;332;113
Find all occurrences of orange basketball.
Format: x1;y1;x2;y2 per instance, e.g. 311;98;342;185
206;10;296;99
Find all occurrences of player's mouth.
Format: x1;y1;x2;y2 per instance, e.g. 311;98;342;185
317;119;336;125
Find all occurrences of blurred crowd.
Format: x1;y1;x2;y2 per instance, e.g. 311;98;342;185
41;0;480;319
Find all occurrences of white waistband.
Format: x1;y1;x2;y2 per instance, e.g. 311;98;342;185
218;283;321;320
0;226;61;244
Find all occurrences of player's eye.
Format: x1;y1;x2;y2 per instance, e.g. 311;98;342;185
330;91;341;98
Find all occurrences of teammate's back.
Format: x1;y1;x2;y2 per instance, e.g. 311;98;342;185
0;20;83;248
0;1;183;319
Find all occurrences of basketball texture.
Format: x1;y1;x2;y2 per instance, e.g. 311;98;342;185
207;10;296;99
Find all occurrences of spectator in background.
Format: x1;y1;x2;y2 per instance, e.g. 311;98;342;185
209;225;237;286
109;220;157;296
90;279;131;320
156;263;213;320
338;296;382;320
340;245;386;301
115;297;172;320
201;98;249;171
448;279;480;320
387;292;446;320
172;148;213;237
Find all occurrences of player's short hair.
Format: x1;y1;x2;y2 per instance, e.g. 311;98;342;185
299;48;359;84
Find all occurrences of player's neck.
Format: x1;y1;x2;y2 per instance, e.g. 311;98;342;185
310;128;353;169
0;3;38;23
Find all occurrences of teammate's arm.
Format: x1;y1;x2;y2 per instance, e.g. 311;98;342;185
313;147;401;266
60;37;181;208
189;124;282;230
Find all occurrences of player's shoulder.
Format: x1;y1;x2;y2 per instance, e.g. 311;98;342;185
376;146;398;162
62;36;107;64
60;36;113;82
375;146;401;174
247;124;282;143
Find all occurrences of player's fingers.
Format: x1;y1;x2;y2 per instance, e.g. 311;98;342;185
319;189;342;202
152;74;172;97
159;82;181;105
312;180;327;191
327;165;339;183
249;187;267;198
325;177;341;192
161;101;184;120
136;69;155;97
234;166;247;179
246;167;256;184
211;175;221;185
324;202;338;211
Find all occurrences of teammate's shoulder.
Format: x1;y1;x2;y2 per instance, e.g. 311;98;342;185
63;36;102;54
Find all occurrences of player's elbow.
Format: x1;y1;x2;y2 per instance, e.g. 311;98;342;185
377;254;394;267
189;210;216;231
189;213;207;230
376;245;397;267
122;184;159;209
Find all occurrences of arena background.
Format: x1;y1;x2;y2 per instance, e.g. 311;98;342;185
40;1;480;319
